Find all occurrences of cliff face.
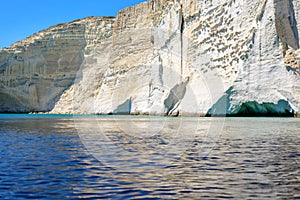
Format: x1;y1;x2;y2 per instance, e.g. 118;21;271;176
1;0;300;116
0;17;114;113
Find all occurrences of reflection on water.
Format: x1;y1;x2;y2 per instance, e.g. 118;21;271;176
75;116;225;172
0;115;299;199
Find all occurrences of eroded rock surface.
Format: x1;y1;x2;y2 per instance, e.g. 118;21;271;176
0;17;114;113
1;0;300;116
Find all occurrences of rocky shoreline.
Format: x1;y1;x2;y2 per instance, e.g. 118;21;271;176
1;0;300;117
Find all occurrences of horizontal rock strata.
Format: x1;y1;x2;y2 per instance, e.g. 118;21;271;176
0;0;300;116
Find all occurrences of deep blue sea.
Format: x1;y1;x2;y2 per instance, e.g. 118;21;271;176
0;114;299;199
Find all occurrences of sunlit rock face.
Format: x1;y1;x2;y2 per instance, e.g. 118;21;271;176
0;17;114;113
0;0;300;116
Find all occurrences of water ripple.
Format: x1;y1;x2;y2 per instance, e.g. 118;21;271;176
0;116;299;199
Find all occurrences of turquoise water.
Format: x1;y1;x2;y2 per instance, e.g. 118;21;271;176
0;114;77;118
0;115;299;199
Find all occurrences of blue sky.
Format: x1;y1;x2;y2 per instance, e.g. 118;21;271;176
0;0;146;49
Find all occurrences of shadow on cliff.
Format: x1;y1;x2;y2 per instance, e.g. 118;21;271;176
0;91;28;113
163;79;189;116
206;87;295;117
0;50;86;113
206;87;231;117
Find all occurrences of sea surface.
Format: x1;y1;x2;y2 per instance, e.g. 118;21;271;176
0;114;299;199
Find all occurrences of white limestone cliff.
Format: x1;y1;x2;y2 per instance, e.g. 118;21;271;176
0;17;114;113
0;0;300;116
